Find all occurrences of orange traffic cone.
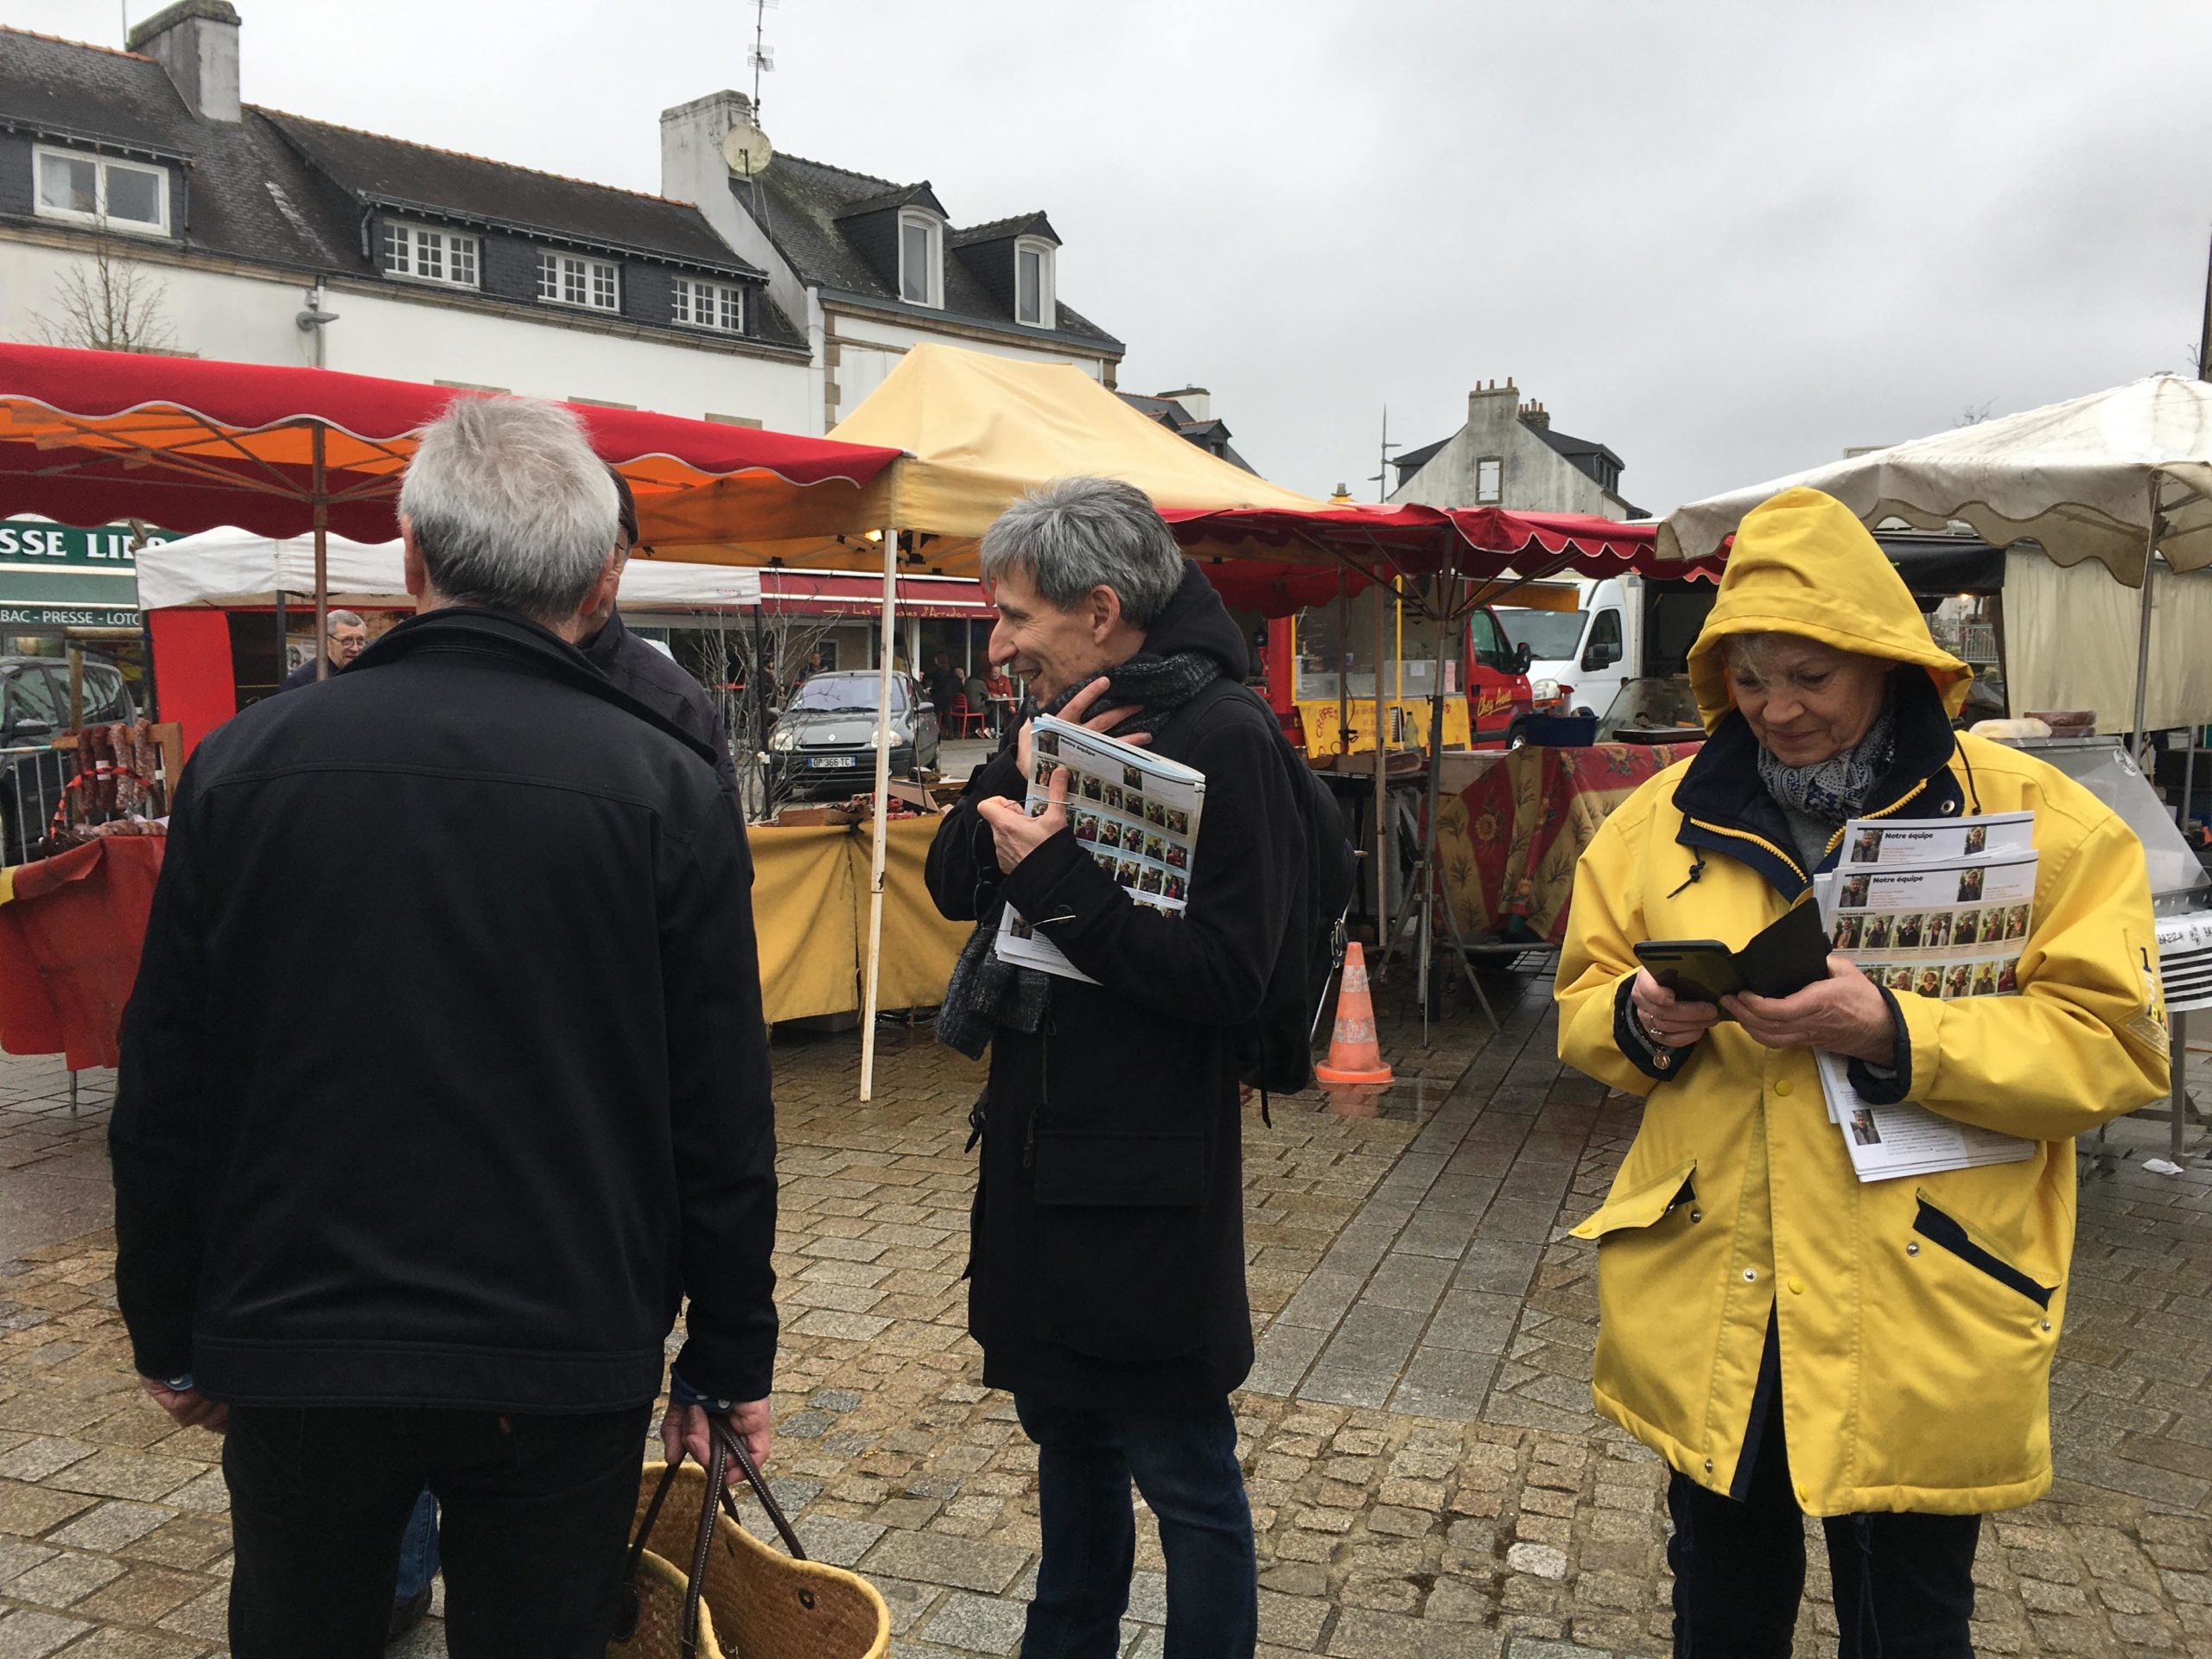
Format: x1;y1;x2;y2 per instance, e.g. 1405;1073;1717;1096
1315;942;1394;1086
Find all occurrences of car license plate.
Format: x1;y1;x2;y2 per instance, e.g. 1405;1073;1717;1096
811;755;859;768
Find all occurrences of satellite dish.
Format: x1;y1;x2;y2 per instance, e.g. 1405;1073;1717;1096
721;122;774;179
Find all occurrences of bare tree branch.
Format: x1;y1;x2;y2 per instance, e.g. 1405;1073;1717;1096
31;235;179;353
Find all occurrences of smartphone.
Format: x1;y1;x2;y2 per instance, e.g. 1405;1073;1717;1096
1631;939;1741;1007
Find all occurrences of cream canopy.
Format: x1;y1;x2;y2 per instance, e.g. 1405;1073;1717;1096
640;342;1324;573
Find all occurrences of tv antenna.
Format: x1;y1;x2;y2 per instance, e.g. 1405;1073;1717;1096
1366;406;1401;502
749;0;779;123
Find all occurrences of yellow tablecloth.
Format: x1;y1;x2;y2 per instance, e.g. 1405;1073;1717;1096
749;817;969;1023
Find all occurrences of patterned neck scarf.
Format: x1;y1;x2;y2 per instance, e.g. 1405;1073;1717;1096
1756;689;1899;825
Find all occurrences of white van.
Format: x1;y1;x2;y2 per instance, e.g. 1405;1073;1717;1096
1496;575;1719;719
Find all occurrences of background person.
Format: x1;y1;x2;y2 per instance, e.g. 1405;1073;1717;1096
925;477;1304;1659
577;467;737;786
1555;486;2170;1655
111;397;779;1659
278;607;368;690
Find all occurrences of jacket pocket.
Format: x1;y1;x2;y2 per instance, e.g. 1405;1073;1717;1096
1570;1157;1724;1448
1911;1195;2056;1309
1033;1130;1207;1207
1569;1156;1698;1242
1853;1189;2059;1498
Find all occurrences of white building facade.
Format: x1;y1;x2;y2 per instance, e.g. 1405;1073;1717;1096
1389;380;1643;520
0;3;1122;437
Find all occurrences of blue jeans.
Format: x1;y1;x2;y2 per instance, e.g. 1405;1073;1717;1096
1014;1395;1255;1659
394;1488;440;1603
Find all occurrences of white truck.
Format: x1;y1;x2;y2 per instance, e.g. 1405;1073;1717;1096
1496;574;1719;722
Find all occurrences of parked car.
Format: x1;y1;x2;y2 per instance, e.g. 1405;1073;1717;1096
1;656;137;862
766;670;941;799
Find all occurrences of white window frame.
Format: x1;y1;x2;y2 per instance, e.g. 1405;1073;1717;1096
1014;236;1056;327
380;220;480;290
33;144;170;238
537;250;622;314
897;210;944;309
1475;456;1503;505
671;276;746;334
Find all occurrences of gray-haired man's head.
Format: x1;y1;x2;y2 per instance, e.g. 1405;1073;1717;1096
397;397;619;633
978;477;1183;700
324;608;369;666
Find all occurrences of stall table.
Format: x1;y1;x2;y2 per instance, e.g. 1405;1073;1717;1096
1435;742;1703;946
0;837;165;1071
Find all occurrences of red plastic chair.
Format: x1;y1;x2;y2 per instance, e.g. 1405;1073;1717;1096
946;694;988;738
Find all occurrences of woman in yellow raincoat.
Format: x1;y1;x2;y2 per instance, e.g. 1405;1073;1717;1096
1557;487;2171;1655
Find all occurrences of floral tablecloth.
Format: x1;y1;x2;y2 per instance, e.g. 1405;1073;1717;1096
1434;742;1702;946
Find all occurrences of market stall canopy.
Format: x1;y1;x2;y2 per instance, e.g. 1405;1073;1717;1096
1658;375;2212;582
639;342;1327;579
135;527;761;611
0;343;903;545
1163;502;1719;588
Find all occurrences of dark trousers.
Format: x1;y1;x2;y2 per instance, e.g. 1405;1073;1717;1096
1014;1394;1256;1659
1667;1391;1981;1657
223;1402;652;1659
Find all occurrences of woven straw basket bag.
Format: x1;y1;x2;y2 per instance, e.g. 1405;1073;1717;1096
609;1422;890;1659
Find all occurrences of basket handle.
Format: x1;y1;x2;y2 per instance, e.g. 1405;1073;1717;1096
709;1419;810;1561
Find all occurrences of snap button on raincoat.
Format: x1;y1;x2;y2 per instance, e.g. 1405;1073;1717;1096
1556;487;2171;1516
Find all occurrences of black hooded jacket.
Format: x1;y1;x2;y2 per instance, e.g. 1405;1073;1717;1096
923;563;1299;1408
111;607;779;1411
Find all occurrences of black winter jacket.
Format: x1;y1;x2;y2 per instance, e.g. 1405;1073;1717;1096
581;609;737;787
924;565;1298;1408
111;607;779;1412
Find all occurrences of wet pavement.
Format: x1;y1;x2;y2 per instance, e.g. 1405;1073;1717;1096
4;965;2212;1657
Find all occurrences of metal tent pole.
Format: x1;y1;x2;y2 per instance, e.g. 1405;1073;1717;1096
858;524;899;1103
312;423;329;682
2130;474;2163;767
1372;577;1389;945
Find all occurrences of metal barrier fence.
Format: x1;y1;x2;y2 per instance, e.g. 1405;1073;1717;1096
1;744;65;862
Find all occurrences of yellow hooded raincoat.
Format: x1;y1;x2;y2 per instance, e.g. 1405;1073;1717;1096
1556;486;2171;1516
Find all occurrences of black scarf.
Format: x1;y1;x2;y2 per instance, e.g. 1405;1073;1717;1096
937;648;1222;1058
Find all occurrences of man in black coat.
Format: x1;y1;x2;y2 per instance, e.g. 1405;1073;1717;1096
111;396;778;1659
925;477;1298;1659
276;607;368;690
580;468;738;786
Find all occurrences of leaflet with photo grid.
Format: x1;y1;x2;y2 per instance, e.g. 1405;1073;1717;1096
1815;812;2039;1181
993;714;1207;984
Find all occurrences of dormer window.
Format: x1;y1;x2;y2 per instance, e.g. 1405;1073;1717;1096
672;276;744;334
35;145;169;237
382;221;480;289
899;211;943;308
538;251;620;313
1014;237;1055;327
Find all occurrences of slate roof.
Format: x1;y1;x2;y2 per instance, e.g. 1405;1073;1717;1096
740;152;1121;352
1116;393;1254;474
1529;423;1624;474
950;211;1058;248
0;26;799;346
831;181;944;221
263;112;764;276
0;29;359;273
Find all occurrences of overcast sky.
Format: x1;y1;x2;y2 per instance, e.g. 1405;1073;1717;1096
16;0;2212;511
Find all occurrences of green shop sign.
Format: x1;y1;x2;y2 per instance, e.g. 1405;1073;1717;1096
0;518;175;626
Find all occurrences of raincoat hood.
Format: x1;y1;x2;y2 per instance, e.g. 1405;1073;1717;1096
1687;486;1973;734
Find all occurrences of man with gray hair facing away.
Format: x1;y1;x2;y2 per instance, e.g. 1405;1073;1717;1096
111;397;779;1657
925;477;1302;1658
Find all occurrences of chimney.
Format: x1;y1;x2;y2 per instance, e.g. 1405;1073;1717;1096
661;91;763;249
1157;386;1211;422
1467;376;1518;422
1519;400;1550;430
128;0;242;123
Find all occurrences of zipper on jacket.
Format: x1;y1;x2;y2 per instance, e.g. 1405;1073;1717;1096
1819;776;1932;866
1687;817;1807;887
1027;1014;1054;1171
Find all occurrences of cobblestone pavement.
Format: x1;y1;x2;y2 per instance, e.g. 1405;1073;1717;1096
4;969;2212;1657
